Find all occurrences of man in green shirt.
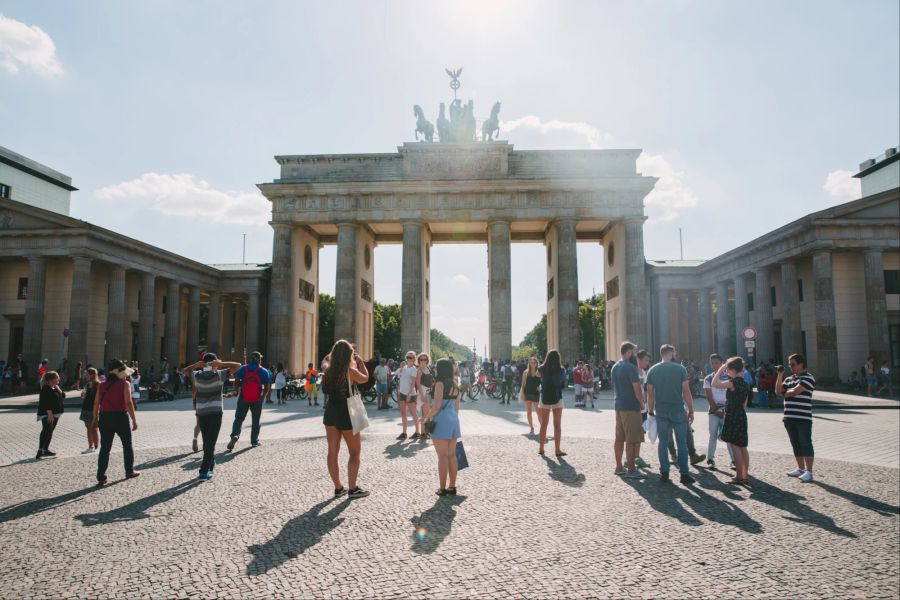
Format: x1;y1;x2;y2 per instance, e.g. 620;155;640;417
647;344;695;485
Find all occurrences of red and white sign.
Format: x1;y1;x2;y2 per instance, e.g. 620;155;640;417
741;326;757;341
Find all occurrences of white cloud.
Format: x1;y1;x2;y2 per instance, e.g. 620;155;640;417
452;273;473;285
822;170;860;199
96;173;271;226
637;153;699;223
0;14;63;76
500;115;613;150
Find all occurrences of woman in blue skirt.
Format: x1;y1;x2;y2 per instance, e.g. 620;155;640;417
423;358;461;496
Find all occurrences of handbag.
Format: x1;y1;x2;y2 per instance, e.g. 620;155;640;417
455;440;469;470
346;379;369;435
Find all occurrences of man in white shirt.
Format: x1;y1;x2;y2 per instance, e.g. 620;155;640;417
395;351;421;440
703;353;733;470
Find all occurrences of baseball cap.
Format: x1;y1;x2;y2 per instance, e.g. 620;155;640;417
250;351;263;361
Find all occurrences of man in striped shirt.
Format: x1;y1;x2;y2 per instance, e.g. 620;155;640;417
775;353;816;482
183;353;241;481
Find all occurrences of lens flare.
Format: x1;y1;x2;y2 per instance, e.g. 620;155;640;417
416;527;427;540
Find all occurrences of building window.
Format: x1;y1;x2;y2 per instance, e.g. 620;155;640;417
17;277;28;300
798;279;804;302
800;330;807;359
889;324;900;368
770;286;777;308
747;292;754;312
137;290;142;310
0;183;10;199
885;270;900;294
162;295;167;314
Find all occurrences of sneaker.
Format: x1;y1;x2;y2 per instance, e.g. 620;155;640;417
635;456;650;469
125;470;141;479
192;438;199;453
205;472;214;481
690;453;706;466
786;467;804;477
706;459;716;470
680;473;696;486
227;437;238;451
348;487;370;499
35;450;43;461
396;433;407;441
624;469;642;479
615;467;628;476
251;441;261;448
96;476;108;486
81;447;94;455
659;471;670;483
798;470;813;483
334;487;348;497
410;432;420;440
43;450;57;457
198;472;208;481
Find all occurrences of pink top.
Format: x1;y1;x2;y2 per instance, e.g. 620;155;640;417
99;378;128;412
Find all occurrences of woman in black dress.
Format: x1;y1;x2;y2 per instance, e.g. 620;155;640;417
322;339;370;499
537;350;566;457
712;356;751;485
36;371;65;460
79;367;100;454
518;356;542;434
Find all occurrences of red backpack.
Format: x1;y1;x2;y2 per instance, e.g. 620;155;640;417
240;366;263;402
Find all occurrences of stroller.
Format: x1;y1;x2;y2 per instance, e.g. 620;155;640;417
147;381;174;402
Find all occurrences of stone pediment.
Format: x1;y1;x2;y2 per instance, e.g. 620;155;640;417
836;196;900;220
0;200;81;231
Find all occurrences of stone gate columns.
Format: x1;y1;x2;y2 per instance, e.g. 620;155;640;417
677;293;691;359
714;281;732;357
545;219;579;363
164;280;182;365
334;223;375;358
234;300;247;357
812;251;838;383
207;291;221;354
733;276;749;359
489;220;512;360
268;224;292;367
863;249;890;365
186;286;201;361
106;265;127;361
67;256;92;366
22;257;47;370
247;286;261;354
753;267;774;362
138;272;156;369
623;220;648;349
655;288;671;353
401;222;431;354
291;227;320;373
222;296;235;358
698;289;713;362
780;261;801;359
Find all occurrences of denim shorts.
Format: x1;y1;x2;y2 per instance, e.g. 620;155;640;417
783;419;814;456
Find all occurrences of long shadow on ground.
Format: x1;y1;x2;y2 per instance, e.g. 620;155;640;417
410;495;466;555
74;479;201;526
541;455;586;487
246;497;351;576
181;446;253;470
0;483;116;524
135;452;193;471
383;439;427;460
814;481;900;517
744;477;856;538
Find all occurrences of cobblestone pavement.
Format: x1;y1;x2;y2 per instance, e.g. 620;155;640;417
0;433;897;599
2;389;898;468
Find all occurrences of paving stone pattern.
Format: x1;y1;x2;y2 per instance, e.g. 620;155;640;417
0;433;897;599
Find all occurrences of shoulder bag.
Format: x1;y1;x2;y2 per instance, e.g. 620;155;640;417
346;377;369;435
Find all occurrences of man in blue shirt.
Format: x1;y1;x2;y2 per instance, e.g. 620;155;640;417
647;344;696;485
227;351;272;450
611;341;645;478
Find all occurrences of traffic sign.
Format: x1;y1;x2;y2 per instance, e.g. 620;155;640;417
744;340;756;348
741;326;757;341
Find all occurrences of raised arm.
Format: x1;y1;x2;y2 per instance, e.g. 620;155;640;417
711;363;733;389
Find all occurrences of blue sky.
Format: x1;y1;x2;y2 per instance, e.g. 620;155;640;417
2;0;898;354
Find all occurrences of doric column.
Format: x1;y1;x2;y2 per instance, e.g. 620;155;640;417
207;291;221;354
623;220;649;348
267;224;292;366
222;296;235;359
164;280;182;365
780;261;801;360
247;286;261;353
335;223;359;345
753;267;774;363
698;289;713;362
137;272;156;369
733;275;749;359
863;250;890;365
400;222;430;353
677;293;691;360
233;300;247;356
106;265;127;360
186;286;201;362
554;219;580;362
67;257;92;367
22;257;47;371
812;250;838;383
714;281;732;356
655;287;671;354
488;220;512;360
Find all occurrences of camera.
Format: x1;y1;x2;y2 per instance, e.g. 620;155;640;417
776;365;784;372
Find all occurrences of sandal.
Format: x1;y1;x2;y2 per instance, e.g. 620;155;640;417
538;449;545;455
435;488;448;497
556;451;568;457
446;487;457;495
727;478;748;486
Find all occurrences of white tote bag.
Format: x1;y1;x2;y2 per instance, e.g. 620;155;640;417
642;415;658;444
347;379;370;435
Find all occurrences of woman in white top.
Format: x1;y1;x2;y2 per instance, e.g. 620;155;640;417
395;351;421;440
273;363;287;404
130;369;141;405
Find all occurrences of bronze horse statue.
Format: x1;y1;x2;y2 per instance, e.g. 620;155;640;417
414;105;435;142
481;101;501;141
436;102;450;142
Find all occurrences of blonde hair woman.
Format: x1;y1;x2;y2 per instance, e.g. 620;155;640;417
519;356;542;435
36;371;65;460
415;353;434;437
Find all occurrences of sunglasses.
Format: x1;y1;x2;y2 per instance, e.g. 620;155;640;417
406;356;415;360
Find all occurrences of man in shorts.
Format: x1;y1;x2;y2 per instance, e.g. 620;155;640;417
573;361;584;408
395;351;420;439
374;359;390;410
611;342;645;477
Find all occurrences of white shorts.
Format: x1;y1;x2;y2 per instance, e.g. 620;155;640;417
574;384;584;396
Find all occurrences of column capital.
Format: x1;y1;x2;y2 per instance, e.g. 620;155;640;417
552;218;578;228
271;222;293;231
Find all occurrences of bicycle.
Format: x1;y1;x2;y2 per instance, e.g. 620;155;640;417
286;378;308;401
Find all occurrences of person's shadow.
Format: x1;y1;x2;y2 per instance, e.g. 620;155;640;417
541;455;586;487
410;495;466;554
746;477;856;538
74;480;201;526
181;446;252;470
383;441;423;460
0;483;114;524
246;497;351;576
135;452;193;471
813;481;900;517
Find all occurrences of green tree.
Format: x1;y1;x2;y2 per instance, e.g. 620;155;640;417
430;329;474;361
317;293;335;361
519;314;548;358
578;293;605;361
373;301;402;359
512;344;538;361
